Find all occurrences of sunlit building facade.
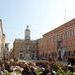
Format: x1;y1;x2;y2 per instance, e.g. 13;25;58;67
39;19;75;60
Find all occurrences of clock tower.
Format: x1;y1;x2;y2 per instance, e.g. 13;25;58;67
25;25;30;40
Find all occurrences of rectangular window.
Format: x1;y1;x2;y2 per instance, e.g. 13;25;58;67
70;30;72;37
68;31;70;38
64;32;67;39
74;28;75;36
73;28;74;36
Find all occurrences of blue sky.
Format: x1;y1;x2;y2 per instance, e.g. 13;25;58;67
0;0;75;48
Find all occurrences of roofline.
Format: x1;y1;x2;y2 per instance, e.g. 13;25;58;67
43;18;75;36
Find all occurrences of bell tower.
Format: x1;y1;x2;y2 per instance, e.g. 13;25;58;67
25;25;30;40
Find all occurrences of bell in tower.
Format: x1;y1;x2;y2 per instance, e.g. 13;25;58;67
25;25;30;40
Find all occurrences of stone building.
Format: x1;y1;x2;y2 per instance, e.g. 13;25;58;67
0;19;6;60
39;19;75;60
13;26;38;60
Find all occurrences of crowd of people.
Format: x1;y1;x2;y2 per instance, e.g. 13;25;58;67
0;60;56;75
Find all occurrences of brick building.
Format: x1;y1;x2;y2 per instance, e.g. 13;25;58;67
39;19;75;60
12;19;75;61
12;26;38;60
